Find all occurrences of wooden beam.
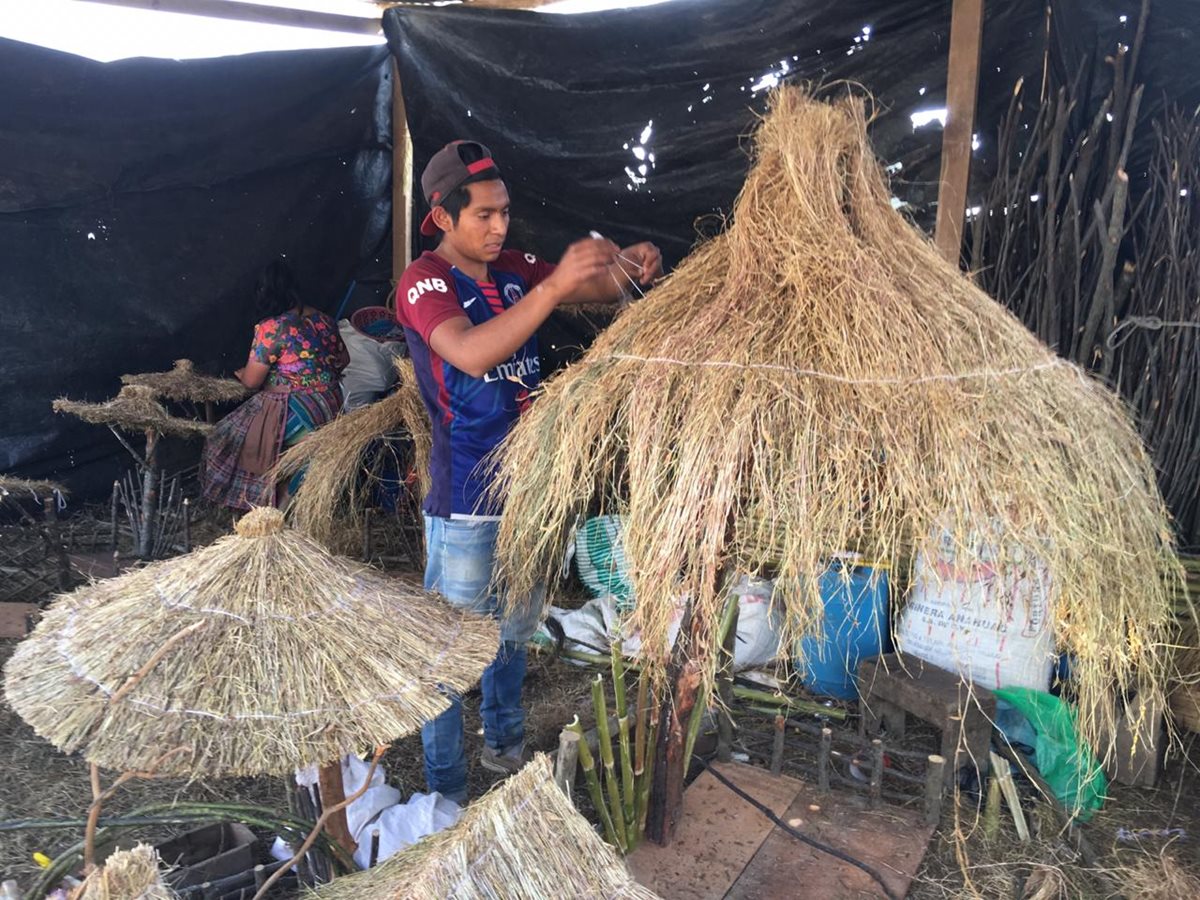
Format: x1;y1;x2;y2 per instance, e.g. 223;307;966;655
933;0;985;265
391;59;413;284
74;0;382;35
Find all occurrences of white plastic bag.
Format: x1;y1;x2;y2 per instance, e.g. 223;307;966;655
352;792;461;869
338;318;407;411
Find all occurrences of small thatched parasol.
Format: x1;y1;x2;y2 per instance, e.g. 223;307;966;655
312;754;660;900
122;359;248;406
4;507;499;777
490;87;1182;762
0;475;66;500
77;844;176;900
274;358;431;550
53;385;211;439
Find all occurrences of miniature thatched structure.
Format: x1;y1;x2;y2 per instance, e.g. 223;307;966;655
122;358;248;405
5;508;499;776
490;87;1181;754
0;475;66;500
274;358;431;550
77;844;176;900
53;385;212;439
312;754;660;900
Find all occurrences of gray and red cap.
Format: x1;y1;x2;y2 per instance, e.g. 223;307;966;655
419;140;500;237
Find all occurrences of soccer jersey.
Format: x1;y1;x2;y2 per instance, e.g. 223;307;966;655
396;249;555;519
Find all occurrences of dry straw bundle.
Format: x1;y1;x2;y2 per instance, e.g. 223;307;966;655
0;475;65;498
490;87;1181;752
76;844;176;900
121;359;248;405
5;507;498;776
274;359;430;549
312;754;659;900
53;385;211;439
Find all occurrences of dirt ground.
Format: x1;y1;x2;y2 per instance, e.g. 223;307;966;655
1;503;1198;898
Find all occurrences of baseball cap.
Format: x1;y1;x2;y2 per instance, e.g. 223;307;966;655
419;140;500;237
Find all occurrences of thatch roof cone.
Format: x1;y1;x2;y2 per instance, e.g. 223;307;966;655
53;385;211;438
312;754;660;900
490;88;1181;750
77;843;176;900
4;507;499;777
122;358;248;405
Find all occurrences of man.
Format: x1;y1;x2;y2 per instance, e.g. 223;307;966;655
396;140;662;803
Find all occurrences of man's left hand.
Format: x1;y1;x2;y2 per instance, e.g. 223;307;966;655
619;242;663;286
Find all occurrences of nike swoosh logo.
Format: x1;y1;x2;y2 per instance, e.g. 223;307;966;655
462;297;476;309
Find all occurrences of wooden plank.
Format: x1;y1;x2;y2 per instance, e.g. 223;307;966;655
627;762;802;900
933;0;985;264
0;603;40;638
727;781;935;900
318;760;357;857
74;0;382;35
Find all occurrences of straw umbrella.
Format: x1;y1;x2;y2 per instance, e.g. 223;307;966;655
313;753;660;900
53;385;211;557
122;358;248;422
5;506;500;874
489;88;1181;838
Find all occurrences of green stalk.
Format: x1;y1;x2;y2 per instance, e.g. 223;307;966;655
569;715;619;849
732;685;847;719
612;645;636;838
637;690;660;838
683;680;708;774
611;643;628;718
593;674;628;852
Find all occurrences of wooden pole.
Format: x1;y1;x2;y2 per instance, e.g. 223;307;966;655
317;760;357;858
74;0;382;35
392;59;413;285
138;429;160;559
933;0;985;265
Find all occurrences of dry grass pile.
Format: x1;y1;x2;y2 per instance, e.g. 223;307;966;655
121;359;248;405
274;358;430;550
4;507;498;777
312;753;659;900
0;475;66;499
53;386;211;439
1110;850;1200;900
76;844;176;900
490;87;1180;755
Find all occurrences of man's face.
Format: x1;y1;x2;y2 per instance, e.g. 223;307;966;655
442;180;510;263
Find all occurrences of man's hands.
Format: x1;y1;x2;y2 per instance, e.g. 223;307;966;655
543;237;620;298
616;241;663;287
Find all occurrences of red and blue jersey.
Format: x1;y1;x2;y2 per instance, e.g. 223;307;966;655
396;249;555;519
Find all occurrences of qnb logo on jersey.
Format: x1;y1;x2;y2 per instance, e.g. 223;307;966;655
407;277;449;304
483;354;541;385
503;283;524;305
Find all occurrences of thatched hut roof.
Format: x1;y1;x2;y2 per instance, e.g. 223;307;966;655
53;385;211;438
122;358;248;405
5;508;499;776
490;87;1181;750
313;754;660;900
0;475;66;499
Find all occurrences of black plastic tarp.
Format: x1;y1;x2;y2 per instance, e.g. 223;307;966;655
0;40;394;497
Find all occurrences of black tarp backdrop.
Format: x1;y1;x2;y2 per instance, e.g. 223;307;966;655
385;0;1200;364
0;40;394;498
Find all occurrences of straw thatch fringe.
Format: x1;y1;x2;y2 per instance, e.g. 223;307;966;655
54;386;211;439
489;87;1182;757
76;844;176;900
122;359;248;405
0;475;66;498
5;508;498;776
274;358;431;550
311;754;660;900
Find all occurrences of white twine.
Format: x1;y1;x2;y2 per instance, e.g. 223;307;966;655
1107;314;1200;349
603;353;1071;385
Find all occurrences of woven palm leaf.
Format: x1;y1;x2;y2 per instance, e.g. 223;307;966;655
122;359;248;405
489;87;1182;753
312;754;659;900
53;385;211;439
4;508;498;776
77;844;176;900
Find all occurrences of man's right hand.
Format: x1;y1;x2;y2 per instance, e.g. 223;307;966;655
544;237;619;300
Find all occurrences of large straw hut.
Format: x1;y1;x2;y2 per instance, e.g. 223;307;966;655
121;358;248;406
4;507;499;776
489;87;1181;752
312;754;660;900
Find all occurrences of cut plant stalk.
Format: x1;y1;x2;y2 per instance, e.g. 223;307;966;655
592;674;628;852
612;646;636;838
568;715;619;849
637;685;659;839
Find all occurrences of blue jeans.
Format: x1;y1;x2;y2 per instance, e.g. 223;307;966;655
419;515;543;802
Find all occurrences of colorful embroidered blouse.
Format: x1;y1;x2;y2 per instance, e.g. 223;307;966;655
249;311;346;391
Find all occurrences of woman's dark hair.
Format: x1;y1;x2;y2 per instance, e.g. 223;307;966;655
254;259;303;320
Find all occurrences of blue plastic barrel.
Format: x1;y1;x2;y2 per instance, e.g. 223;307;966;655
797;560;890;700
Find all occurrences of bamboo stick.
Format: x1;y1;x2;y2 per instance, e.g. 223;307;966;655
568;716;618;848
611;646;636;834
592;676;628;852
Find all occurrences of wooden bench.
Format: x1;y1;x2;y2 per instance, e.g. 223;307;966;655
858;653;996;787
